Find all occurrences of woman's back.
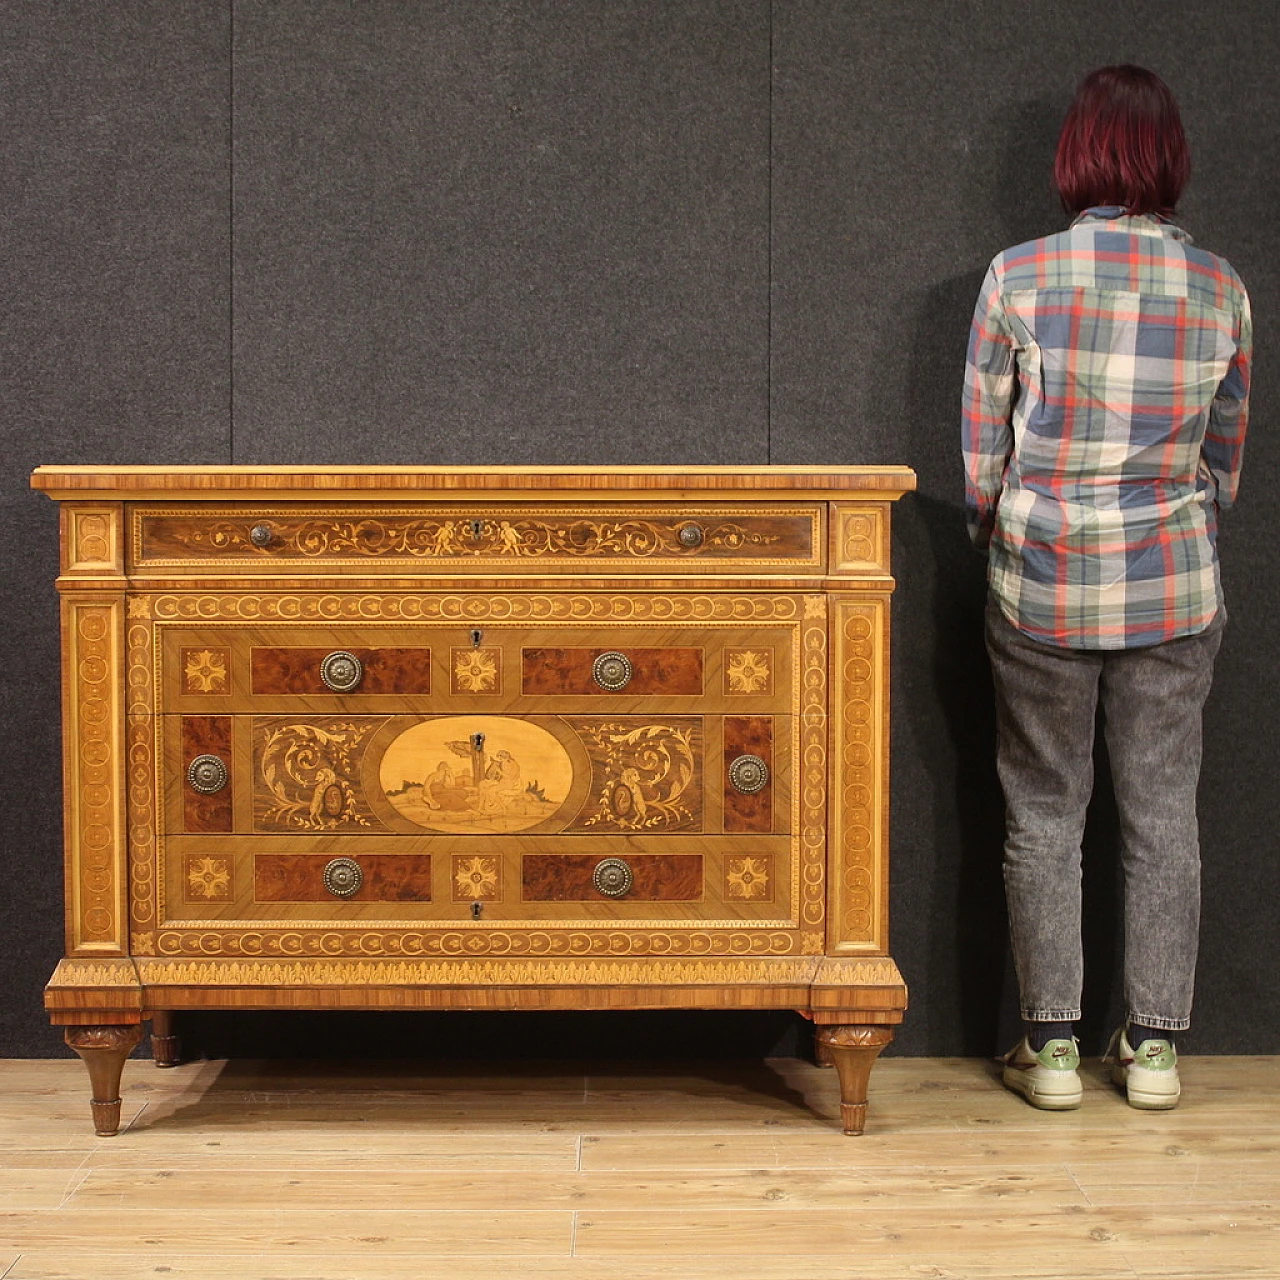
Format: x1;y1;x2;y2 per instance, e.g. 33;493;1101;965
965;207;1250;648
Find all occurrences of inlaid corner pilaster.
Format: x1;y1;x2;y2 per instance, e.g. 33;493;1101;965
62;594;128;954
827;596;890;952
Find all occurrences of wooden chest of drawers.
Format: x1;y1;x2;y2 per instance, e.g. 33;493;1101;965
33;465;915;1136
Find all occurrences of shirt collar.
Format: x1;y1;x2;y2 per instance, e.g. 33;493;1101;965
1071;205;1193;243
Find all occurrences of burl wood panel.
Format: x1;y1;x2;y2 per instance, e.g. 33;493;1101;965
723;716;773;834
251;648;431;695
182;716;233;833
254;855;433;903
522;648;703;696
522;855;703;901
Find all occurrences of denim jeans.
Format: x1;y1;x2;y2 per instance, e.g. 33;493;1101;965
985;597;1225;1032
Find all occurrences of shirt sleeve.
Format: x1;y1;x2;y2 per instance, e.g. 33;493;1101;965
962;264;1017;549
1202;285;1252;510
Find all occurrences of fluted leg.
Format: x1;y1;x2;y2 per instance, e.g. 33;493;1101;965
64;1024;144;1136
815;1024;894;1135
149;1010;181;1068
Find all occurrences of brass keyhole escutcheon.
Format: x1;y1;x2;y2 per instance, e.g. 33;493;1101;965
187;754;228;794
322;857;363;899
592;651;632;691
728;754;769;794
592;857;634;898
320;650;363;693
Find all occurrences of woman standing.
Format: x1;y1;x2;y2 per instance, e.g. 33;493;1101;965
962;66;1252;1110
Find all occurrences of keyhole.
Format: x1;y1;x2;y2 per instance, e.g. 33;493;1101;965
471;628;483;648
471;732;485;752
470;519;483;539
471;901;483;920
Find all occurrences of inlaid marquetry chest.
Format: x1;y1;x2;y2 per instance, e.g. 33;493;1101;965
33;465;915;1136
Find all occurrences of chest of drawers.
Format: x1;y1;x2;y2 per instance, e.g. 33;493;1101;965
33;465;915;1136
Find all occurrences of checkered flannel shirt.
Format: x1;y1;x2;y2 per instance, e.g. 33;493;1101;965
963;207;1252;649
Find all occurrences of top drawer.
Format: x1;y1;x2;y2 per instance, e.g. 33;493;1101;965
129;504;825;575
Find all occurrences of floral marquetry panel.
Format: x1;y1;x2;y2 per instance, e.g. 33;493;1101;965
451;647;502;695
38;466;914;1138
182;647;230;695
453;855;502;902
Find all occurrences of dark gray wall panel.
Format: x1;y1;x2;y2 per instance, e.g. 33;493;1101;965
231;0;769;463
0;2;231;1056
771;1;1280;1054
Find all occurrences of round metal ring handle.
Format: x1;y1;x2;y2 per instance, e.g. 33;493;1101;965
677;522;704;548
249;523;274;548
322;857;363;899
592;857;634;899
728;753;769;795
592;651;632;692
187;754;228;795
320;650;364;693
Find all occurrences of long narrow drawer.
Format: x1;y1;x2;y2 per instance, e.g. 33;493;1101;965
131;503;825;574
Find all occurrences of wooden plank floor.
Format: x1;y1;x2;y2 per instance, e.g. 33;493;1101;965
1;1053;1277;1279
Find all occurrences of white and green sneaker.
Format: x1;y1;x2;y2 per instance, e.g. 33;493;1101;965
1106;1027;1180;1110
1001;1036;1083;1110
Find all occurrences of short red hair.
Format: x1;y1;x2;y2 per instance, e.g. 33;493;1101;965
1054;65;1190;217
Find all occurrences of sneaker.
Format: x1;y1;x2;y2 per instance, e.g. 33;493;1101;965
1105;1027;1180;1110
1001;1036;1083;1110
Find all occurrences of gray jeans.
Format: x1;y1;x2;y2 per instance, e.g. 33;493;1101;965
985;597;1225;1032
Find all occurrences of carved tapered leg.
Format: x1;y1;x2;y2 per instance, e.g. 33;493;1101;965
64;1024;144;1136
816;1024;894;1136
149;1010;181;1068
814;1032;835;1068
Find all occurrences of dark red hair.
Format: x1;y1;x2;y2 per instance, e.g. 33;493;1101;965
1053;65;1190;216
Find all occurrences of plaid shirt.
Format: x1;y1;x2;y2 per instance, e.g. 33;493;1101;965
963;207;1252;649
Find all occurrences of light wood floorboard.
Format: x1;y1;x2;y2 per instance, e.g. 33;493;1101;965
0;1055;1277;1279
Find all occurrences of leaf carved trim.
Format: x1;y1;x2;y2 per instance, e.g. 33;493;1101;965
136;958;820;987
47;960;141;989
816;1025;895;1049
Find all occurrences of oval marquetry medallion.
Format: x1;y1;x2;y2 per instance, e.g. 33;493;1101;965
378;715;574;834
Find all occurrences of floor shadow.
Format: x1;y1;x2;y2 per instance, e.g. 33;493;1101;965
122;1051;822;1132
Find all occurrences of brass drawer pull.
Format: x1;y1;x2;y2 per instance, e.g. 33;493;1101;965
187;754;228;794
678;522;704;548
320;650;363;693
728;754;769;794
592;857;633;898
249;523;274;548
322;857;363;898
592;651;632;691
